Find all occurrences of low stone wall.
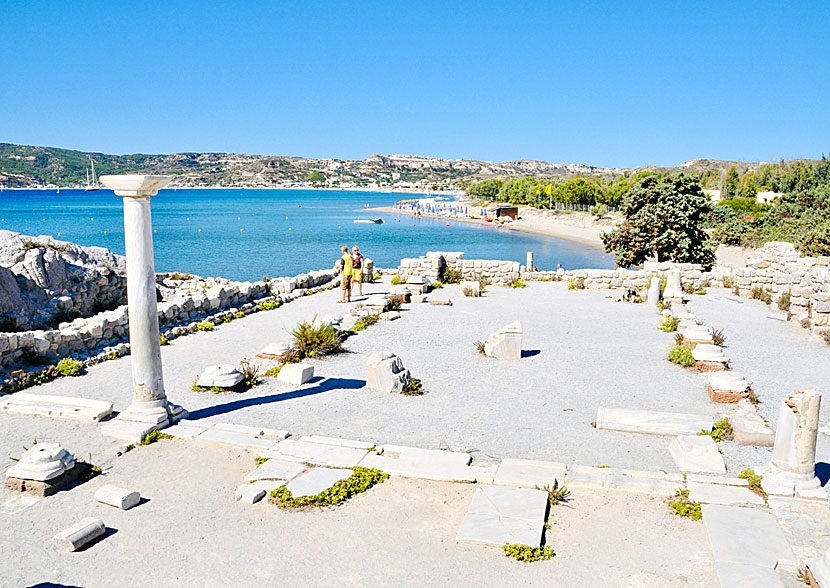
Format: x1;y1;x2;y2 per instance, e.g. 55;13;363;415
0;268;339;373
398;252;521;285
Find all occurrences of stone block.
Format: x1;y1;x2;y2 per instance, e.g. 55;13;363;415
668;435;726;474
484;320;522;360
210;423;289;440
94;484;141;510
100;420;159;444
707;372;750;404
493;458;566;489
702;504;796;569
196;365;244;388
456;485;548;547
366;352;410;394
596;407;713;436
196;428;278;450
429;298;453;306
256;342;291;360
687;482;764;506
359;445;474;482
731;413;775;447
298;435;378;450
807;551;830;588
283;467;352;498
234;484;266;504
164;423;209;440
244;458;307;483
276;363;314;385
52;517;106;552
0;393;114;421
264;439;368;468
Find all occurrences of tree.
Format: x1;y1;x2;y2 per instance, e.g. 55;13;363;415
305;171;326;185
722;166;740;199
601;175;716;269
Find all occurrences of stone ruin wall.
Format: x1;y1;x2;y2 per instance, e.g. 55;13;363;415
398;252;521;285
0;268;338;372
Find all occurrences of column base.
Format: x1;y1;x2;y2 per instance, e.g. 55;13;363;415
760;465;827;500
101;400;188;444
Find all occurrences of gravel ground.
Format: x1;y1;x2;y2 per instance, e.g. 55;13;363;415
687;290;830;471
17;279;721;472
0;439;716;588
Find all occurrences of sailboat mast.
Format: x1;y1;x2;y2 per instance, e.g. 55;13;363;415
91;159;96;188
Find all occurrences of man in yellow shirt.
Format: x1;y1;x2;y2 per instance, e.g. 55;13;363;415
337;245;353;303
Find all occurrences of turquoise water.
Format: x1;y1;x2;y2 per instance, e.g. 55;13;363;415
0;189;613;281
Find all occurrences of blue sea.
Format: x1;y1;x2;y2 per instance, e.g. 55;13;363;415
0;189;614;281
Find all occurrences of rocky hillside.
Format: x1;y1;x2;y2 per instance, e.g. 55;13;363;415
0;231;126;331
1;142;813;189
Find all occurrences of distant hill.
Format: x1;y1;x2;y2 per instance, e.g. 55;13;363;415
0;142;817;189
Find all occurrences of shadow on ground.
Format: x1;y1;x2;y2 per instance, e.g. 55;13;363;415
187;377;365;420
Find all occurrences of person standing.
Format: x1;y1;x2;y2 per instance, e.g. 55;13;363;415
351;245;364;298
336;245;353;303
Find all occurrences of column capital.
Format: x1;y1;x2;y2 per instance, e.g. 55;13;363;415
99;174;172;197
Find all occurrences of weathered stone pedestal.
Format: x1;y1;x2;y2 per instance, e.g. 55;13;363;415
98;175;186;443
484;321;522;360
707;372;751;403
5;443;85;497
366;352;410;394
762;390;825;499
692;344;729;372
662;270;683;300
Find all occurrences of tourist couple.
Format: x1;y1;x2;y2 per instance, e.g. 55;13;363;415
335;245;364;303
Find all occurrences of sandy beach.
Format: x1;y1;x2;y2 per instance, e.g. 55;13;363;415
369;205;619;250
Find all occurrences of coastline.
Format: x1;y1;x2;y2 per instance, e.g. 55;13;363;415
368;205;615;251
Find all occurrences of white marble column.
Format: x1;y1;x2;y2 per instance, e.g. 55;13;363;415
98;175;186;442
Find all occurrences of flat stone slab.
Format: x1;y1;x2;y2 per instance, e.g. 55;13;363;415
688;482;765;506
596;407;714;437
0;393;113;421
234;484;266;504
164;423;209;440
100;420;159;444
715;563;785;588
493;458;566;489
731;413;775;447
298;435;378;450
456;485;548;547
0;493;40;515
209;423;289;440
196;428;278;450
264;439;368;468
283;467;352;498
668;435;726;474
244;458;307;482
702;504;796;569
358;445;474;482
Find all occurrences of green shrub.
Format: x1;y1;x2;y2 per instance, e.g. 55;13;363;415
568;277;585;290
509;277;526;288
239;359;260;388
668;489;702;520
694;288;707;295
590;203;608;219
56;358;82;377
270;467;388;508
257;299;281;311
441;268;463;284
667;344;695;367
659;315;679;332
777;292;791;311
140;430;174;445
196;321;214;332
263;365;282;378
431;281;444;289
304;289;313;296
699;417;733;442
169;272;193;281
387;295;405;311
292;317;344;359
390;274;404;285
738;468;766;496
371;272;382;282
401;378;423;396
502;543;555;562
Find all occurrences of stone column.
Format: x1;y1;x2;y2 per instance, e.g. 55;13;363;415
98;175;186;442
526;252;534;272
763;389;824;498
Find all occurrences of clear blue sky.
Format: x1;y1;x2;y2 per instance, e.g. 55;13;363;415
1;1;828;168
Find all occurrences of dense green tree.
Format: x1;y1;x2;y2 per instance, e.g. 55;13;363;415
601;175;716;269
722;166;740;199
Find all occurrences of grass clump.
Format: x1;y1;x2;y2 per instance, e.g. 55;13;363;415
140;430;174;445
263;365;282;378
694;288;707;295
196;321;214;332
352;313;381;332
387;295;405;311
502;543;555;563
270;467;388;508
659;315;679;332
440;268;463;284
169;272;193;281
777;292;791;311
431;281;444;289
106;351;119;361
710;327;726;346
401;378;423;396
462;285;478;297
667;344;695;367
159;334;170;346
257;299;281;311
239;358;260;387
292;316;344;359
537;480;569;506
509;277;526;288
567;277;585;290
371;272;382;282
751;286;772;305
234;311;246;319
668;489;702;520
254;456;269;466
738;468;766;497
722;275;735;288
699;417;733;442
474;340;486;356
390;274;404;285
56;358;82;377
75;456;102;481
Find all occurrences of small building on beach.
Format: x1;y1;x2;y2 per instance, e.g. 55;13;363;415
486;204;519;220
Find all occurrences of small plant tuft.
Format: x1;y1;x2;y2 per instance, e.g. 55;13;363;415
738;468;766;497
431;281;444;289
159;334;170;346
441;268;463;284
509;277;526;288
659;315;679;332
56;358;82;377
722;275;735;288
292;316;344;359
401;378;423;396
239;358;260;388
699;417;733;442
568;277;585;290
254;456;269;466
390;274;404;285
474;340;486;356
196;321;214;332
257;299;281;311
710;327;726;346
263;365;282;378
536;480;569;506
667;344;695;367
502;543;555;562
668;489;701;519
777;292;791;311
234;311;246;319
387;295;405;311
140;430;174;445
